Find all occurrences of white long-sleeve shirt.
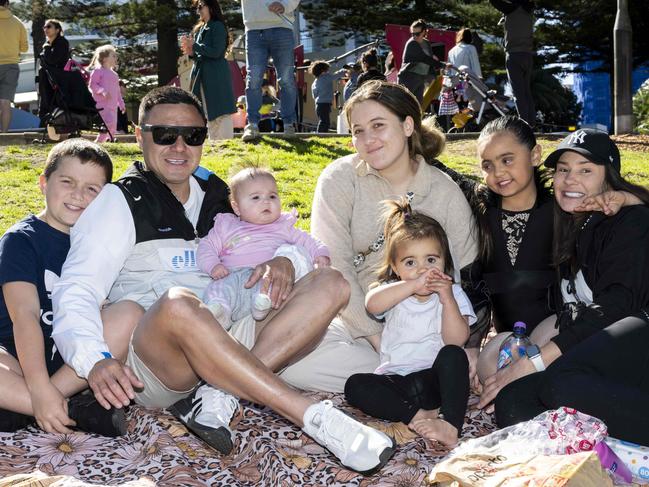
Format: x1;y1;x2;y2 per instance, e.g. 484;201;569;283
51;181;206;379
241;0;300;31
447;42;482;79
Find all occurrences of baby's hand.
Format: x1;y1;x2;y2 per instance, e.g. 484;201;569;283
210;264;229;279
314;255;331;268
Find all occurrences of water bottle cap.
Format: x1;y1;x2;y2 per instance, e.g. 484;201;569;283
513;321;527;331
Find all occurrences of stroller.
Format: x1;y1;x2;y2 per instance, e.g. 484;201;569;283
38;57;108;141
444;64;515;133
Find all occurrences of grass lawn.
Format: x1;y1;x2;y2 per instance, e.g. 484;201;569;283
0;136;647;234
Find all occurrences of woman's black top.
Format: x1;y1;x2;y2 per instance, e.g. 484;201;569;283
41;35;70;70
551;205;649;353
357;69;386;88
482;192;555;333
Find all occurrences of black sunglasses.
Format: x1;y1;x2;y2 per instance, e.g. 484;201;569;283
44;24;54;29
141;124;207;146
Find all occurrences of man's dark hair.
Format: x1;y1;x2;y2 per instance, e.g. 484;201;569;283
44;139;113;183
138;86;207;125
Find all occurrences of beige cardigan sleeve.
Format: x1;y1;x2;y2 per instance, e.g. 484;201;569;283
438;173;479;269
311;160;383;339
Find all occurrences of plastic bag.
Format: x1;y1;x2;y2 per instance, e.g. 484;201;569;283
450;407;607;459
429;408;610;486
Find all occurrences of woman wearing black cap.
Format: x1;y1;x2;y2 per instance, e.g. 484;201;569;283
483;129;649;445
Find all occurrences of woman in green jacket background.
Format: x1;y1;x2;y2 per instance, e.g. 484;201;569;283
181;0;235;140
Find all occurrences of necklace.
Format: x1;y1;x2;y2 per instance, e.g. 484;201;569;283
352;191;414;267
580;214;593;231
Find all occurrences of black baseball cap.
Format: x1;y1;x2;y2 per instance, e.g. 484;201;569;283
544;128;621;173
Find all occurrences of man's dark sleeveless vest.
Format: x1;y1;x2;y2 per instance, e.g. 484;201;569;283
113;161;231;244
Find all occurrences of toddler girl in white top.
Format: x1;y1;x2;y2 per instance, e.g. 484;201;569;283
345;198;475;447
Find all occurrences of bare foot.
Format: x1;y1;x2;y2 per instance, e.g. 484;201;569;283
411;418;458;448
408;408;438;429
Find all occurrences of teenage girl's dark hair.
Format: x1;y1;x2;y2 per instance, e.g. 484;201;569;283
344;80;446;162
376;198;454;282
553;153;649;274
472;116;550;264
191;0;232;54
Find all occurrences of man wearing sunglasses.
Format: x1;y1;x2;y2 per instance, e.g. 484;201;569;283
52;86;395;474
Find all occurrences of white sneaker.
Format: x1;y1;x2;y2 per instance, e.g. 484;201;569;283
168;384;240;454
302;400;395;475
251;293;272;321
242;123;260;142
283;123;297;138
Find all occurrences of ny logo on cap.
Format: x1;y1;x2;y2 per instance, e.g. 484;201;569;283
567;130;587;145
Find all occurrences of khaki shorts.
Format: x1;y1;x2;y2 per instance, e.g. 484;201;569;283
125;315;257;408
126;314;378;405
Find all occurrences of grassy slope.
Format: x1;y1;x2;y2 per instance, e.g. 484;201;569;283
0;137;647;234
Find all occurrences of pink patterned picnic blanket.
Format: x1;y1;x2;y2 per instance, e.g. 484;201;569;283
0;392;496;486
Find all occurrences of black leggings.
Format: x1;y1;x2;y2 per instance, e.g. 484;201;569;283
495;316;649;445
344;345;469;433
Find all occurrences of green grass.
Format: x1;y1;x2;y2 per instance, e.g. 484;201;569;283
0;136;647;234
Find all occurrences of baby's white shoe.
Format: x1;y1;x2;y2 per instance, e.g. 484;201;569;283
206;302;233;330
252;293;272;321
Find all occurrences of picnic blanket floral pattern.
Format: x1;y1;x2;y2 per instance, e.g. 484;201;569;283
0;392;496;486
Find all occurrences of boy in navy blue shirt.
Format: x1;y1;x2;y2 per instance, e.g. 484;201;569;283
0;139;143;435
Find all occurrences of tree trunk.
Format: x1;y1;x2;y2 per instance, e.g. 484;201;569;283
156;0;179;86
31;0;46;62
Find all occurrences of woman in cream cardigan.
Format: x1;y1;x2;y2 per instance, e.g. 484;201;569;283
311;81;477;357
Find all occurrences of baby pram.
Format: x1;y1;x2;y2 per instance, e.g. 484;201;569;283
445;64;515;132
38;58;108;141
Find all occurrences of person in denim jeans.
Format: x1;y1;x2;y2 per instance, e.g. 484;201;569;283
241;1;299;141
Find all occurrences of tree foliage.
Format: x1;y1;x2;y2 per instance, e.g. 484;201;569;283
12;0;241;87
302;0;648;126
302;0;648;70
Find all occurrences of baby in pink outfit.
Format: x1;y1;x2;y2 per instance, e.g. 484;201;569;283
197;168;330;326
88;45;125;143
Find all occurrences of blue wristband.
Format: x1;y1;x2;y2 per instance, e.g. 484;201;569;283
101;351;113;359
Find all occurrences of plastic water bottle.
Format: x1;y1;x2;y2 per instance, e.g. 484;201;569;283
497;321;532;370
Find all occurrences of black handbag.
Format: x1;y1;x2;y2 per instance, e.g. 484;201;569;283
555;275;603;332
